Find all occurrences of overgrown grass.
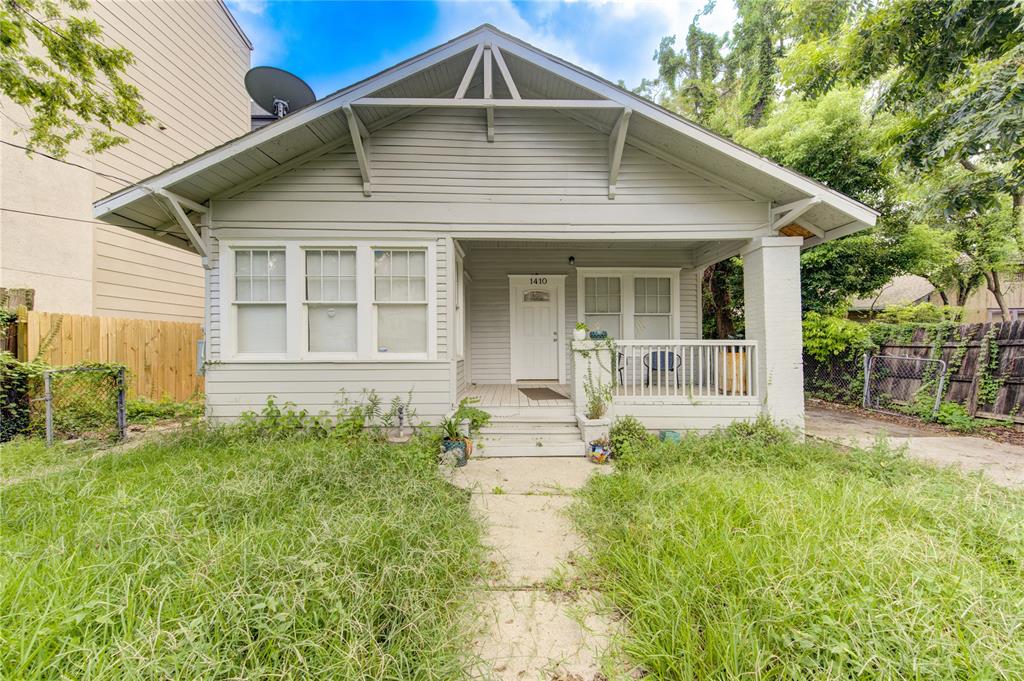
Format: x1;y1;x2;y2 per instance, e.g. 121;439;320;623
1;427;485;679
126;396;204;424
574;420;1024;679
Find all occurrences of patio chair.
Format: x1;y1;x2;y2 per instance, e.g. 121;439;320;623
643;350;682;387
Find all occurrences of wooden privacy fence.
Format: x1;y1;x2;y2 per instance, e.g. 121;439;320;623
15;309;203;401
867;321;1024;423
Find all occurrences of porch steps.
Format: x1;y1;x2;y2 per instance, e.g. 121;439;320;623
475;412;586;458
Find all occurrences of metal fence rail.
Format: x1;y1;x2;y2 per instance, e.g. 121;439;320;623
863;354;947;418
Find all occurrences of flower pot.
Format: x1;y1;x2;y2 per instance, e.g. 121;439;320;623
588;444;611;464
441;438;468;467
576;414;612;449
573;328;588;341
588;330;608;340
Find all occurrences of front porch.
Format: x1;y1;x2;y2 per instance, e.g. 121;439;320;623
453;236;804;431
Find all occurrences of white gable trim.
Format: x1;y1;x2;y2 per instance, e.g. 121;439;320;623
93;24;877;230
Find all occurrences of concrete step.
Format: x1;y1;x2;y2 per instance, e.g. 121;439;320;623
481;422;581;435
480;434;583;447
482;406;576;419
476;440;586;458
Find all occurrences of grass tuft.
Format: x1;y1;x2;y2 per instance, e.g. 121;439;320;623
1;425;485;679
573;418;1024;679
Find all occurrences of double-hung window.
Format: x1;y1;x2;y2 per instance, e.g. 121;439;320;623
234;249;286;354
583;276;622;336
633;277;672;339
305;249;357;353
374;249;428;354
577;268;679;340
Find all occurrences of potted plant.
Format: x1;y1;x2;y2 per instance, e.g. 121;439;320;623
588;436;612;464
573;321;589;341
439;416;468;467
452;396;491;459
577;369;613;446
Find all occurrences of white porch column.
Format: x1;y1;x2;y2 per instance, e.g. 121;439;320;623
741;236;804;429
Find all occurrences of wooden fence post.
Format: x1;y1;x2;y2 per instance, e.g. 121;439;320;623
15;306;28;361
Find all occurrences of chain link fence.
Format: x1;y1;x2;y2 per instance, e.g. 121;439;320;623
32;367;127;445
804;353;865;406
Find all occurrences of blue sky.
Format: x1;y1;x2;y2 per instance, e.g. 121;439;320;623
226;1;738;97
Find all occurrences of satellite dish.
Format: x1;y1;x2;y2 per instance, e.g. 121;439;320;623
245;66;315;119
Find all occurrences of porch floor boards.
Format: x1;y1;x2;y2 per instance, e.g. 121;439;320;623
460;383;571;408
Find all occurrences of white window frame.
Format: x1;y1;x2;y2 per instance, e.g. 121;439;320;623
371;246;433;360
454;254;465;360
225;245;290;360
576;267;680;340
301;247;359;360
220;240;437;362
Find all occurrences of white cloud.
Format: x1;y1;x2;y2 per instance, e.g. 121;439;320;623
225;0;287;66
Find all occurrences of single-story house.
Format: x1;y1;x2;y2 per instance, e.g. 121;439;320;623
92;25;877;449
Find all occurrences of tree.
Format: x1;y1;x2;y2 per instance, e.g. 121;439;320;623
0;0;149;157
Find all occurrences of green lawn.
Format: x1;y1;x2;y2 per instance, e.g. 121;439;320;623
1;428;485;680
574;420;1024;680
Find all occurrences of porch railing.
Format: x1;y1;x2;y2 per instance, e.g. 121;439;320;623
612;340;759;400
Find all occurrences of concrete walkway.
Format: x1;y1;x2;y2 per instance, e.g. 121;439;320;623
806;405;1024;487
451;458;616;680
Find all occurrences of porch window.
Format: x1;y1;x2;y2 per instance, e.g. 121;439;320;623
234;249;286;354
374;249;428;354
305;249;356;353
583;276;622;336
634;277;672;339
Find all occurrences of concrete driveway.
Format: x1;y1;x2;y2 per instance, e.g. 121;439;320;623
806;405;1024;487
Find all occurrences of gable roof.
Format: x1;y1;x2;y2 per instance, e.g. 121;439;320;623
93;24;877;252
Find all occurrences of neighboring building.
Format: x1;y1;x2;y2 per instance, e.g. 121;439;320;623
850;274;1024;323
0;0;251;321
92;25;877;439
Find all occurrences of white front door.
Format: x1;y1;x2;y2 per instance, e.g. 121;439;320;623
509;275;564;381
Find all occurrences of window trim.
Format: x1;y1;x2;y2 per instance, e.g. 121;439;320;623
576;267;680;341
220;240;437;362
371;246;433;360
301;247;358;360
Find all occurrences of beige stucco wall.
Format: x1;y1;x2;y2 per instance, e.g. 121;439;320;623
0;0;250;319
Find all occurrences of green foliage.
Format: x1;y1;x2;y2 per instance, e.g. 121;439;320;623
236;391;417;442
0;0;151;157
126;396;203;424
573;418;1024;678
439;415;462;440
0;426;486;678
873;302;961;325
801;311;869;361
934;401;987;433
452;396;491;436
583;366;613;420
976;325;1004;406
608;415;655;459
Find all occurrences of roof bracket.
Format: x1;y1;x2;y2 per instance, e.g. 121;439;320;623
154;189;208;257
771;197;821;232
343;104;373;196
608;108;631;199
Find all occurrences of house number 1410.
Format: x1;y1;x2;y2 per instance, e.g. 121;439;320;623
529;277;548;285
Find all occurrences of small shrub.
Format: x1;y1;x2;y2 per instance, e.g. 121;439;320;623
453;396;491;435
934;401;987;433
608;415;654;458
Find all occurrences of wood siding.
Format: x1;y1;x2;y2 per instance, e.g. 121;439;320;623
0;1;249;319
205;362;452;422
213;108;767;238
464;245;699;384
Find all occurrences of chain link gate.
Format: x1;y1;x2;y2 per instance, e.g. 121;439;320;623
863;354;947;418
34;367;127;445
